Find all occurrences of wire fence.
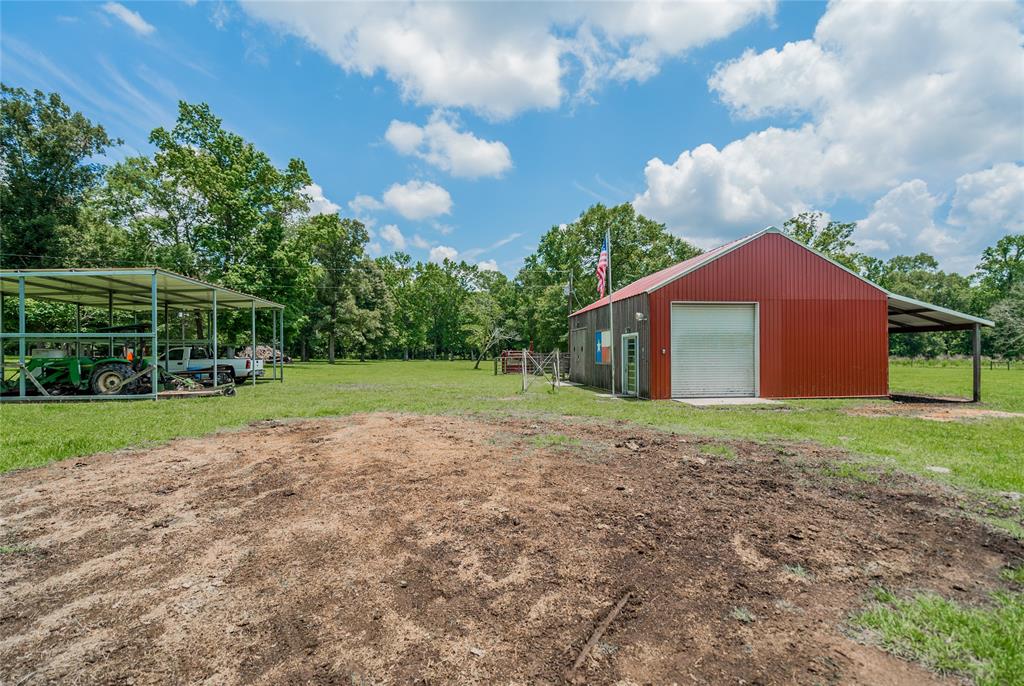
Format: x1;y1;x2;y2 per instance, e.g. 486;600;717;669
496;349;571;392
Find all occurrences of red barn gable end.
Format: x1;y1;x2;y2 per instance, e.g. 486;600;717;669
645;231;888;399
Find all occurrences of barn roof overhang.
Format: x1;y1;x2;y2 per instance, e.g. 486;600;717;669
886;292;993;333
0;268;283;311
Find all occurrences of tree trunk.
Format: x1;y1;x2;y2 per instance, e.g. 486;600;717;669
301;337;309;362
194;311;204;340
328;334;336;364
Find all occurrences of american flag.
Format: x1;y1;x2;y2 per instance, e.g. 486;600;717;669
596;236;609;297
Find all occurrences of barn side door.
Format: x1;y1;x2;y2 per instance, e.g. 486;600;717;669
569;327;586;382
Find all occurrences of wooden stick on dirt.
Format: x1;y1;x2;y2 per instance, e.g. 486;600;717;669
565;591;632;681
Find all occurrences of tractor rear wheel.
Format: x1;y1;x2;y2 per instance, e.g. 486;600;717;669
89;363;138;395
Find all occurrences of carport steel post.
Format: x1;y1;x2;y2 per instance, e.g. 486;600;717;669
150;272;158;400
212;289;218;389
250;301;256;386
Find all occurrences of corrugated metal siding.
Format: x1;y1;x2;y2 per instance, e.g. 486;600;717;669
648;233;888;399
568;293;650;398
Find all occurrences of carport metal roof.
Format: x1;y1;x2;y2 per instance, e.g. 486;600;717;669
887;292;993;333
0;268;283;311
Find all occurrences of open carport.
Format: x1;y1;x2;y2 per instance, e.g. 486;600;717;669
886;292;993;401
0;268;284;401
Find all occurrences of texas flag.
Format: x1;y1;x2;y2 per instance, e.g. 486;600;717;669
596;236;609;297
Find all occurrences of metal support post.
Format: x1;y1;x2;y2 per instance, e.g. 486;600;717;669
75;304;82;357
972;323;981;403
18;277;26;398
250;300;256;386
150;272;158;400
271;308;278;381
163;302;169;362
108;290;114;355
280;309;285;383
212;290;218;389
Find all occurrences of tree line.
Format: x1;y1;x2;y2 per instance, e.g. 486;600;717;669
1;85;1021;361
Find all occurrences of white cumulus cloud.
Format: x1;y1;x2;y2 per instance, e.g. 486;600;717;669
379;224;407;250
302;183;341;216
429;245;459;263
240;1;774;118
856;180;942;254
633;0;1024;265
385;111;512;179
947;163;1024;234
103;2;156;36
708;41;842;119
477;259;500;272
382;180;452;220
348;193;384;215
855;164;1024;272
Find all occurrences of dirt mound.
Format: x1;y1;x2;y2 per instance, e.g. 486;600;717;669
846;402;1024;422
1;414;1019;684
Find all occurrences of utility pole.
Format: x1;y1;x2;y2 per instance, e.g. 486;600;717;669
567;271;573;319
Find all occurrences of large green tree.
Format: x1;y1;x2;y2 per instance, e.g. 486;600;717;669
517;203;700;349
98;101;314;342
975;234;1024;308
336;258;394;361
147;102;311;296
302;214;371;363
987;283;1024;360
0;84;118;267
782;211;861;271
377;252;426;359
410;259;477;358
865;252;975;357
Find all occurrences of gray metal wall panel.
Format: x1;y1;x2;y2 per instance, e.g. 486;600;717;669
569;293;650;398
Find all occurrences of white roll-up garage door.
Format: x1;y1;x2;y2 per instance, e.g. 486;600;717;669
671;303;756;397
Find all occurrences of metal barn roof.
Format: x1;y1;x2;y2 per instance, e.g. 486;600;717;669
0;268;283;311
570;227;993;332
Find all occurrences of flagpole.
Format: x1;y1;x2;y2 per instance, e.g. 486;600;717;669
607;228;615;397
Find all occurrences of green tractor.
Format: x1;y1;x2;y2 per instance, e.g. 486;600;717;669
1;354;152;397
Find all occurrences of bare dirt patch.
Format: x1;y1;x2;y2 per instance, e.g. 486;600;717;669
846;401;1024;422
1;414;1019;685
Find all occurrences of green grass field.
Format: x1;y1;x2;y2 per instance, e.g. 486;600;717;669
891;359;1024;412
1;360;1021;494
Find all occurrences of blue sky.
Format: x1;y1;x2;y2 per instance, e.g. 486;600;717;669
2;1;1021;274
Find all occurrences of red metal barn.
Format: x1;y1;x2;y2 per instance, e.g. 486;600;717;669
568;228;992;400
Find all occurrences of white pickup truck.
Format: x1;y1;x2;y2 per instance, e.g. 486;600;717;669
158;346;264;384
